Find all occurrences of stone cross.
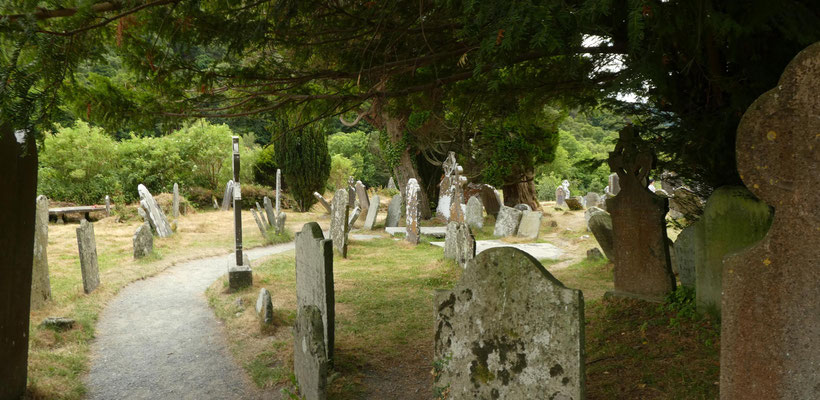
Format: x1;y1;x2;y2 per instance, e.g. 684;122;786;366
435;247;584;398
228;137;252;290
275;169;281;215
405;178;421;244
330;189;350;257
76;219;100;294
31;195;51;309
721;42;820;399
605;126;675;300
295;222;335;362
172;183;179;218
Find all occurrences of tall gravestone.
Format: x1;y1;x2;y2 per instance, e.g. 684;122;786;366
385;194;402;228
516;210;543;240
436;152;459;220
221;180;234;211
355;180;369;215
76;219;101;294
363;195;380;230
555;186;567;207
31;195;51;310
405;178;421;244
465;196;484;229
347;206;361;227
721;43;820;400
330;189;350;257
251;208;268;237
435;248;584;399
493;205;522;237
608;173;620;196
295;222;335;362
255;202;268;226
588;211;615;261
293;305;328;400
133;222;153;259
264;197;276;228
673;222;702;288
697;186;772;313
172;183;180;218
275;169;282;215
347;176;356;207
138;184;173;237
478;184;501;217
605;126;675;300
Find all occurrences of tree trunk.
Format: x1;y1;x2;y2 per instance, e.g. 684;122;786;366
382;115;433;219
502;170;541;211
0;124;38;399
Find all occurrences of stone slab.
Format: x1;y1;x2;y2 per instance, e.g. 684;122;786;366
294;305;328;400
329;189;349;257
431;240;563;261
313;192;332;214
256;288;273;325
133;222;153;259
465;196;484;230
516;210;543;239
295;222;335;362
31;195;51;309
385;194;402;228
363;195;380;230
386;226;446;238
138;184;173;237
492;205;522;237
405;178;421;244
76;219;100;294
227;254;252;291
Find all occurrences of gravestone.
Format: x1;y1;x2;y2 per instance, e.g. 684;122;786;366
255;202;268;226
434;247;584;399
565;197;584;211
251;209;268;237
76;219;100;294
329;189;350;257
673;222;702;288
275;169;282;215
273;212;287;235
669;187;704;220
363;195;380;230
449;178;467;223
492;205;522;237
516;210;543;240
514;203;531;211
722;42;820;399
387;176;397;190
587;211;614;261
584;192;602;210
405;178;421;244
172;183;180;218
555;186;567;207
436;152;459;220
584;206;606;227
221;180;234;211
465;196;484;230
478;184;502;217
294;305;328;400
313;192;332;214
608;172;620;196
697;186;772;313
605;126;676;300
31;195;51;309
263;197;276;228
355;180;369;215
212;198;218;209
256;288;273;325
347;176;356;206
347;206;361;227
138;184;173;237
137;205;152;231
444;222;475;269
133;222;153;259
385;194;403;228
295;222;335;361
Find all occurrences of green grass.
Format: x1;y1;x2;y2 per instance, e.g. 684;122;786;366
265;227;294;244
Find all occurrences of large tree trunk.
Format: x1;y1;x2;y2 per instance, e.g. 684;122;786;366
0;124;38;399
382;115;433;219
502;170;541;211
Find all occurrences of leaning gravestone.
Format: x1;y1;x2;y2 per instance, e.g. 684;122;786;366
405;178;421;244
255;202;268;226
673;221;702;289
492;205;522;237
385;194;402;228
605;126;676;300
293;305;328;400
355;180;369;215
263;196;276;228
697;186;772;313
138;184;173;237
255;288;274;325
435;247;584;399
478;184;502;217
172;183;180;218
313;192;332;214
565;196;584;210
516;210;543;240
76;219;100;294
221;180;234;211
273;212;287;235
347;176;356;206
721;42;820;399
363;195;380;230
347;206;361;227
584;206;606;227
31;195;51;309
251;208;268;238
465;196;484;230
329;189;350;257
133;222;153;259
588;211;615;261
436;152;459;220
295;222;335;361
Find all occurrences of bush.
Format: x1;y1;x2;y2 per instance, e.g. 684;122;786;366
327;129;389;187
186;186;217;208
240;183;276;209
274;124;331;211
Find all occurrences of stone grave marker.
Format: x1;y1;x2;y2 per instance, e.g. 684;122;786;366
76;219;100;294
133;222;153;259
584;192;602;210
465;196;484;230
273;212;287;235
385;194;402;228
584;206;606;227
221;180;234;211
329;189;350;257
605;126;676;300
673;221;702;288
347;176;356;206
293;305;328;400
405;178;421;244
138;184;173;237
434;247;584;399
478;184;501;217
256;288;273;325
347;206;361;227
263;196;276;228
251;208;268;237
722;42;820;399
355;180;369;215
588;211;614;261
275;169;282;215
31;195;51;309
172;183;180;218
492;205;522;237
444;221;475;269
555;185;567;207
255;202;268;226
387;176;397;190
449;177;466;223
363;195;380;230
212;197;218;209
436;152;459;220
296;222;335;361
313;192;332;214
514;203;531;211
565;196;584;210
608;172;620;196
516;210;543;239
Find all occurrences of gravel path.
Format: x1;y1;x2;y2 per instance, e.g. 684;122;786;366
86;243;294;400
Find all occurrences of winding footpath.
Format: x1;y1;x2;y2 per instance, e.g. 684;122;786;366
86;243;295;400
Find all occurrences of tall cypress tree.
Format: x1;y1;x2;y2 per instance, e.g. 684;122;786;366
273;124;331;212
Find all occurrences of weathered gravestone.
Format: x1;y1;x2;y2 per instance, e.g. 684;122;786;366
449;178;466;223
587;211;615;261
697;186;772;313
363;195;380;230
76;219;100;294
330;189;350;257
721;43;820;400
605;126;675;300
669;187;705;220
555;185;568;207
172;183;180;218
221;180;234;211
313;192;332;214
434;247;584;399
607;172;620;196
386;176;397;190
355;180;369;215
347;176;356;206
255;202;268;226
465;196;484;230
514;203;531;211
295;222;335;362
133;222;153;259
478;184;501;217
584;192;602;210
275;169;282;215
273;212;287;235
405;178;421;244
212;197;219;209
385;194;402;228
138;184;173;237
263;196;276;228
565;196;584;211
347;206;361;227
673;222;702;288
516;210;543;240
251;208;268;238
444;222;476;268
293;305;328;400
492;205;522;237
584;206;606;227
31;195;51;309
436;152;459;220
256;288;273;325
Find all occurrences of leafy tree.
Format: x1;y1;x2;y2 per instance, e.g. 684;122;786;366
327;130;390;187
253;145;278;188
328;154;356;191
273;124;331;211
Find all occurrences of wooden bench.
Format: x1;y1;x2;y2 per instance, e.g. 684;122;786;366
50;196;111;223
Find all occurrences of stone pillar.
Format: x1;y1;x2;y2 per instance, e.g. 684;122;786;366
172;183;179;218
76;219;100;294
405;178;421;244
275;169;281;215
721;42;820;399
329;189;350;257
295;222;335;362
228;136;251;289
31;195;52;310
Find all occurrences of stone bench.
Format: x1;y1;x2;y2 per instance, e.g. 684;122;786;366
49;196;111;223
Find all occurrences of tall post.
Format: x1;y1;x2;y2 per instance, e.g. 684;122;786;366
232;137;243;266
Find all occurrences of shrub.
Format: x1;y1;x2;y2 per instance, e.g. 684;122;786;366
274;124;331;211
240;183;276;209
186;186;217;208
